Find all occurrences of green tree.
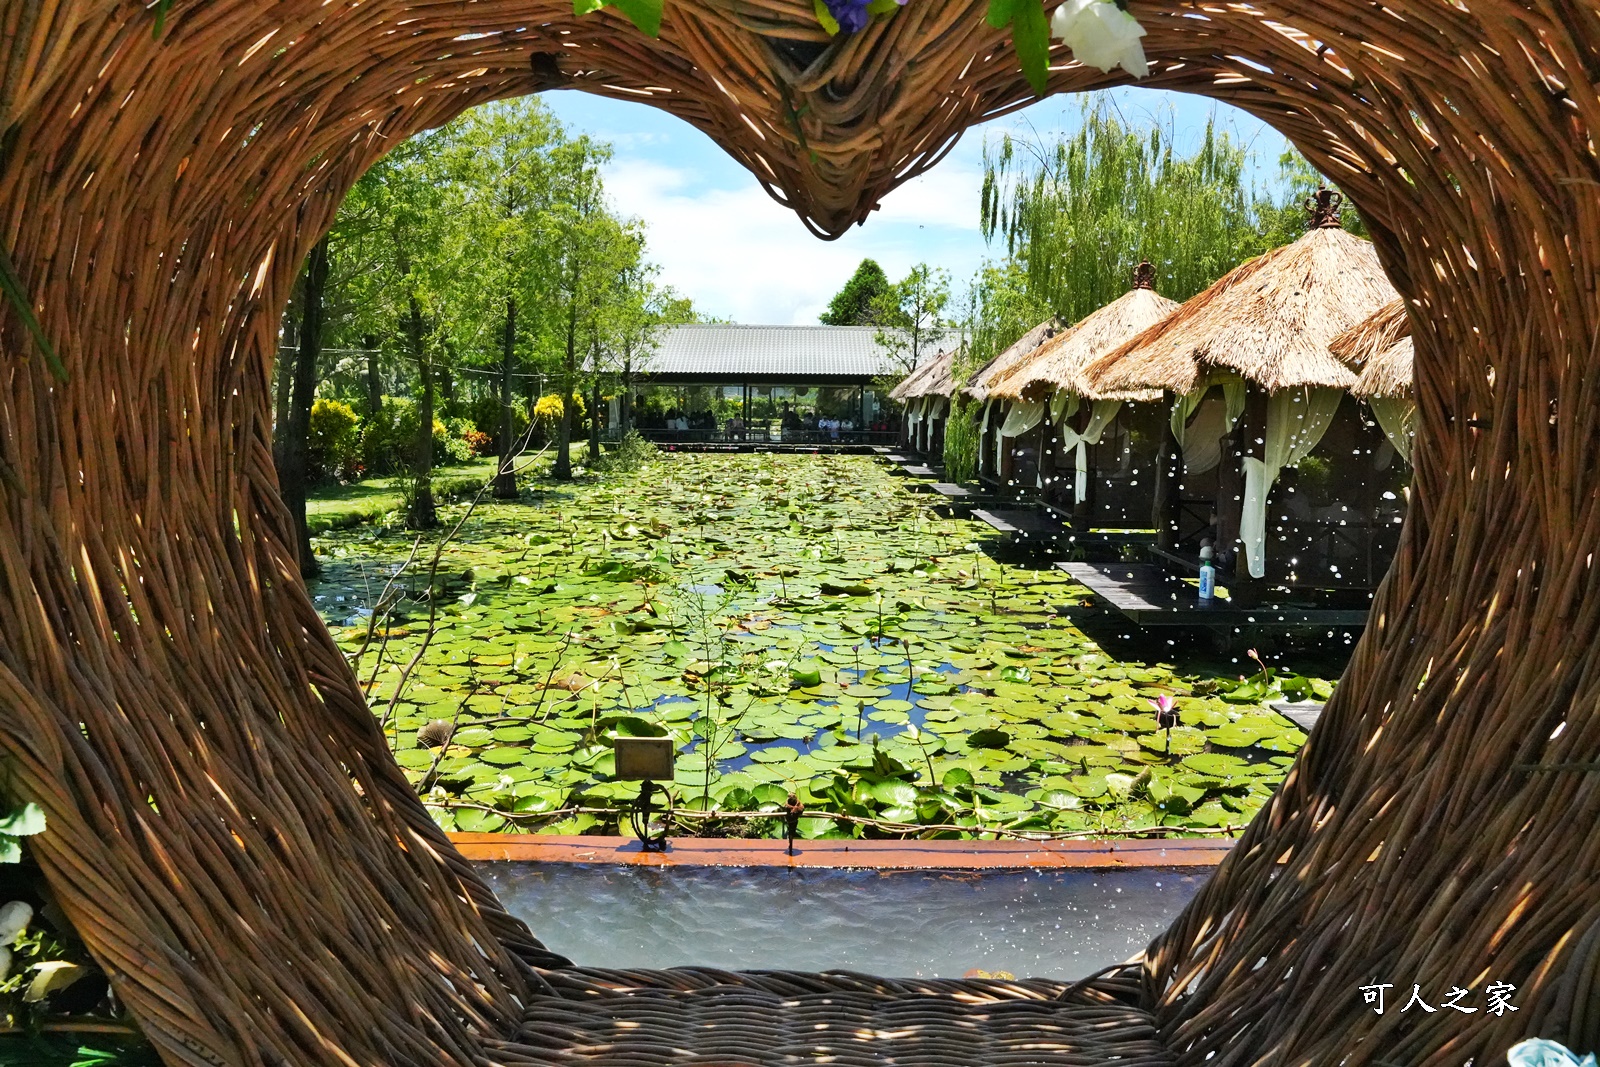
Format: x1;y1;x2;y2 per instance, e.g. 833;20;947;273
820;258;892;325
873;263;952;374
431;98;565;497
980;101;1264;323
544;137;619;480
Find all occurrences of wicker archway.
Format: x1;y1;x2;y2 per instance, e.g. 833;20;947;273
2;2;1596;1064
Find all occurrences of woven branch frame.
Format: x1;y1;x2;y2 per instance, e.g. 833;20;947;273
2;1;1599;1065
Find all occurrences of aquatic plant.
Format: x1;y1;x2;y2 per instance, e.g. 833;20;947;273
312;453;1334;838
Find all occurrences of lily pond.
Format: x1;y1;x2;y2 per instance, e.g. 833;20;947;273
311;452;1343;839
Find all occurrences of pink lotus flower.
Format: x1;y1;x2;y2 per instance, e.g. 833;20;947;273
1149;695;1180;731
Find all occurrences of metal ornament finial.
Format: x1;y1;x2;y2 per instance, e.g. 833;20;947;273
1305;185;1343;229
1132;260;1156;289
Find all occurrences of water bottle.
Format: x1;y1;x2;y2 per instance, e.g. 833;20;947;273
1198;544;1216;601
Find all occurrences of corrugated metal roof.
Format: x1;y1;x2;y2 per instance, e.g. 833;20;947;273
634;324;954;381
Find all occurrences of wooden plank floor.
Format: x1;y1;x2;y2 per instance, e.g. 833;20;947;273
1057;562;1369;627
971;507;1064;537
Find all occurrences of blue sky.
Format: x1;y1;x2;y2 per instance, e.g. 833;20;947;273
541;87;1292;325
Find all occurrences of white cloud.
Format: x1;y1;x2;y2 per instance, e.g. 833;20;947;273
603;156;988;324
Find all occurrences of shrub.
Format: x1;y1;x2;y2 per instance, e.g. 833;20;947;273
942;399;981;484
308;398;362;481
360;397;415;475
464;393;529;451
592;429;659;474
533;392;586;432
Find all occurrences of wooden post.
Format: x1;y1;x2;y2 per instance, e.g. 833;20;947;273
1152;412;1182;551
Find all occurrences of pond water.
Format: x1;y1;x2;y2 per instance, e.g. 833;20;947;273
482;862;1209;979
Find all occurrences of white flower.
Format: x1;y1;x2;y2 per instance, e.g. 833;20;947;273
1508;1040;1598;1067
1050;0;1150;78
0;901;31;947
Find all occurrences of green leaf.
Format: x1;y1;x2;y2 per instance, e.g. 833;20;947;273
454;808;507;832
0;247;66;382
986;0;1018;29
867;780;918;808
0;836;20;864
25;961;87;1002
0;802;46;837
966;728;1011;750
1010;0;1051;95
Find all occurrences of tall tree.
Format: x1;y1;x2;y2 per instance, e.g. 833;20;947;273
545;137;615;480
980;101;1264;323
873;263;952;373
820;259;892;325
432;98;564;498
278;233;330;577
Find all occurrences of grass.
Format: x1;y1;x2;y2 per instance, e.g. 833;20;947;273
305;459;500;535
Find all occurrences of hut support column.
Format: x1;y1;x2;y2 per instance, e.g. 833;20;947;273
1152;417;1181;550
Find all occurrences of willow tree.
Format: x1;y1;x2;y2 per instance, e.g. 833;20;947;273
980;102;1264;322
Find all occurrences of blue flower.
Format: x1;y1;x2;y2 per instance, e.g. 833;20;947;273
822;0;871;33
1508;1039;1599;1067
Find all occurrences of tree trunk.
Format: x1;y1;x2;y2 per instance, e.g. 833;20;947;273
553;280;578;480
406;293;436;528
494;297;518;498
278;234;329;579
587;365;601;459
363;333;382;417
621;343;633;435
273;310;297;461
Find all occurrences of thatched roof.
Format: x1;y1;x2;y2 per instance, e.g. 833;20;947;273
1080;225;1396;396
987;280;1179;403
888;346;958;402
1330;298;1414;400
961;319;1062;404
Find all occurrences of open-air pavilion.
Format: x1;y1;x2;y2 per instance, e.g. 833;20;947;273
626;324;900;445
5;2;1597;1066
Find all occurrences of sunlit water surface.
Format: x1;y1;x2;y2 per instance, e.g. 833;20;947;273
483;862;1208;979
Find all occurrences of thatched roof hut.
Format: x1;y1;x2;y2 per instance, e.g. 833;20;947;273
888;346;957;402
1331;298;1414;400
1079;191;1401;584
1331;298;1416;464
1081;217;1392;397
988;264;1179;404
962;319;1062;404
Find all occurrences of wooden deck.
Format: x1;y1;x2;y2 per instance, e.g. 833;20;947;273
971;507;1065;538
1270;700;1326;731
1057;562;1370;627
931;483;977;499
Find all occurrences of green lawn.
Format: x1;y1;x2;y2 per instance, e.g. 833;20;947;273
305;458;500;534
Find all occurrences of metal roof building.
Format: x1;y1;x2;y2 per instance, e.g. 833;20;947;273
635;324;909;384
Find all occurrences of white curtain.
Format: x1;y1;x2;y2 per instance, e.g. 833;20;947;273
999;399;1045;438
1050;390;1078;427
1059;399;1124;502
978;400;996;473
1171;377;1246;475
1239;386;1345;579
905;396;925;446
997;401;1045;484
1368;397;1415;465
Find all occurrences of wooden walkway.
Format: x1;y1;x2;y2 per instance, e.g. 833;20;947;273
1057;562;1370;627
